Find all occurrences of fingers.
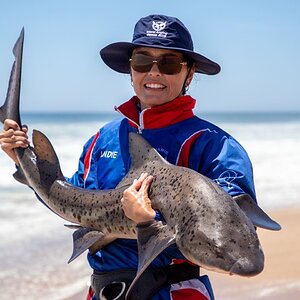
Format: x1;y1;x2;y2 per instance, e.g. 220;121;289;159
123;173;153;200
131;173;149;191
140;174;154;195
3;119;20;131
0;129;29;148
121;172;155;224
0;119;30;165
0;119;29;166
2;119;28;134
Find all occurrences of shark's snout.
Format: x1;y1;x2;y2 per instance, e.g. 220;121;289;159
229;255;264;277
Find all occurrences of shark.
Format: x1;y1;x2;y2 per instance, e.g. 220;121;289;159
0;29;281;299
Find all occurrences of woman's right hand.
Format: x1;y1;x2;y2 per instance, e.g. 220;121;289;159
0;119;30;165
121;173;155;224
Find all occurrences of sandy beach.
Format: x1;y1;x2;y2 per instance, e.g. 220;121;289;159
66;206;300;300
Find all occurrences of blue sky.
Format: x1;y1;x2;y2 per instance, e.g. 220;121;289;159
0;0;299;113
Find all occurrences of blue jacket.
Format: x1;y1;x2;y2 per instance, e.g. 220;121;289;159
68;95;256;299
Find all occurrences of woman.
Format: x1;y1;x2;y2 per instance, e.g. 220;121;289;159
0;15;256;300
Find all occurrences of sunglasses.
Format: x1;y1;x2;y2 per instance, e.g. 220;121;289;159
129;53;187;75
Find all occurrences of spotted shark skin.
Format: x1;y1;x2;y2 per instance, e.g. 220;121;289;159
0;29;281;299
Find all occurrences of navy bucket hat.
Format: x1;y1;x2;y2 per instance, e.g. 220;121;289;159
100;14;221;75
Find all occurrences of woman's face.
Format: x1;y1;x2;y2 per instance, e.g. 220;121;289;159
130;47;195;110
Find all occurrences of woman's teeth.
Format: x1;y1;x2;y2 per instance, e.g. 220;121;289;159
145;83;165;89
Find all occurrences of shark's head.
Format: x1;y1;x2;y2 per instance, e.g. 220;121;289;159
174;177;265;277
175;209;264;276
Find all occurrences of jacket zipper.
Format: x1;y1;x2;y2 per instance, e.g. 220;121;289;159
114;106;143;133
138;108;149;134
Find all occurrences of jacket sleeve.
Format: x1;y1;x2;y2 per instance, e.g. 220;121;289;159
189;132;257;201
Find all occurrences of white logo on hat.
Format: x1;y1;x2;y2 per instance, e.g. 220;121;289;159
152;21;166;31
146;21;168;38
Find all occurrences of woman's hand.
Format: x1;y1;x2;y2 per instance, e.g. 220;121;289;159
0;119;30;165
121;173;155;224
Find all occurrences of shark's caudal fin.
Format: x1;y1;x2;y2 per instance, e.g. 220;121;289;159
235;194;281;231
0;28;24;126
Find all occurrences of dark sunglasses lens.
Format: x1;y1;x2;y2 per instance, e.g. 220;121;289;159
158;56;183;75
130;54;154;72
130;54;184;74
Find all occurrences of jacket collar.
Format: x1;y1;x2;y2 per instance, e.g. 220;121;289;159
115;95;196;130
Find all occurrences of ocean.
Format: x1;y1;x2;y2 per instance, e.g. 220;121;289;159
0;111;299;299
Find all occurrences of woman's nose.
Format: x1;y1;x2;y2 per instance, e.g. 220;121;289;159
148;62;161;75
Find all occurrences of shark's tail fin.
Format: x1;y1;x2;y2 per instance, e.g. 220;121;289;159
0;28;24;126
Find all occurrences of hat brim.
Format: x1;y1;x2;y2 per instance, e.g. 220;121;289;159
100;42;221;75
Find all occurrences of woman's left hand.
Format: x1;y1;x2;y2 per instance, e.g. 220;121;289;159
121;173;155;224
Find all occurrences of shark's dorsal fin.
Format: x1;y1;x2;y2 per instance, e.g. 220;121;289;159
126;221;176;299
0;28;24;126
116;132;171;189
235;194;281;231
128;132;166;168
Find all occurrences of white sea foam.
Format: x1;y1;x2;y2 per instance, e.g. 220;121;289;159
218;120;300;210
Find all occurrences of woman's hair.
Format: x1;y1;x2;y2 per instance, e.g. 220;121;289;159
183;54;195;69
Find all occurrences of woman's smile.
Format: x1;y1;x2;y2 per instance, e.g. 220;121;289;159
144;82;166;90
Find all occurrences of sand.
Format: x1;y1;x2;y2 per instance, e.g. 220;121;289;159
204;207;300;299
66;207;300;300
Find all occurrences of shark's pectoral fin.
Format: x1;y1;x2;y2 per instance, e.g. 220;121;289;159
126;221;175;299
13;167;29;185
137;221;176;271
234;194;281;231
65;224;106;263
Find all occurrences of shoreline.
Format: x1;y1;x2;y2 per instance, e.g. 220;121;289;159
65;206;300;299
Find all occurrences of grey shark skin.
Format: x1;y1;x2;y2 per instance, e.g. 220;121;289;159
1;30;281;299
0;28;23;126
